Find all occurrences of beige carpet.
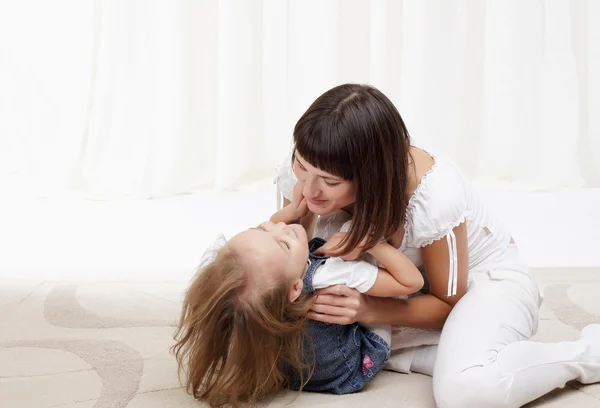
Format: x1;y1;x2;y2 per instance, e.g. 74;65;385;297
1;269;600;408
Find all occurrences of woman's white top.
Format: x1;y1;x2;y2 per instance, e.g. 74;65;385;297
275;149;514;291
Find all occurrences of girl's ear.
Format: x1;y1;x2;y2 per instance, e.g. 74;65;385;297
288;279;304;302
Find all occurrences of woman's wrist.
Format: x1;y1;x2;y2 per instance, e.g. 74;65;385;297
358;294;376;324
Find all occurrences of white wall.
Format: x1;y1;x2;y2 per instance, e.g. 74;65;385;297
2;187;599;281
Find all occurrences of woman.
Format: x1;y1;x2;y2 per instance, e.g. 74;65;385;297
275;83;600;408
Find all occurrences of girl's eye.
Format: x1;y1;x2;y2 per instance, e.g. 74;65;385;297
325;181;340;187
281;239;291;249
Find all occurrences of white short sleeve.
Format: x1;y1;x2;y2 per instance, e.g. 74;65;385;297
406;160;470;248
274;151;297;201
312;258;378;293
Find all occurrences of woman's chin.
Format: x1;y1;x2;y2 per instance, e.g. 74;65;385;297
308;201;333;215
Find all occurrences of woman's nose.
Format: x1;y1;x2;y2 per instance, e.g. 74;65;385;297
303;178;318;198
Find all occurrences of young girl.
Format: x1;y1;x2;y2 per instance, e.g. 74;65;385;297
172;198;426;407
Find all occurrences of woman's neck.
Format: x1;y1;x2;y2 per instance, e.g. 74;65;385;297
342;204;354;215
405;146;430;201
342;146;425;214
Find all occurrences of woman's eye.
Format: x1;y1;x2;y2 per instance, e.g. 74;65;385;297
325;181;340;187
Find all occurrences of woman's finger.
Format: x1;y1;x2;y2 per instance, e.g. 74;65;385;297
312;294;352;307
309;304;350;316
307;312;352;325
315;284;355;297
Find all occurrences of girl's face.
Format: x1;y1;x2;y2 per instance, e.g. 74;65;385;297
228;221;309;301
293;153;356;215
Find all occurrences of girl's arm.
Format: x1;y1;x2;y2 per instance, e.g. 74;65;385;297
309;223;469;329
316;233;424;297
364;242;424;297
270;181;317;237
270;199;299;224
270;200;316;238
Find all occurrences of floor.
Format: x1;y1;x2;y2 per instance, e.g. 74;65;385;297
1;268;599;408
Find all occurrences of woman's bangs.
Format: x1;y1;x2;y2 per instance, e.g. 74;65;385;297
293;118;353;181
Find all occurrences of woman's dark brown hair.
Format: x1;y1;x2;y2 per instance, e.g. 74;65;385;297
171;243;314;407
293;83;412;254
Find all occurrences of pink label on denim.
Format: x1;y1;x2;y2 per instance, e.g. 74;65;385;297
362;354;374;375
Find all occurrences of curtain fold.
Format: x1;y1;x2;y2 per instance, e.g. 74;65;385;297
0;0;598;199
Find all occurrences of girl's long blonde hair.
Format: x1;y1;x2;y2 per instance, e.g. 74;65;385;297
172;243;314;407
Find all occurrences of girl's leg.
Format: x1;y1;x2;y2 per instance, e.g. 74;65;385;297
433;273;600;408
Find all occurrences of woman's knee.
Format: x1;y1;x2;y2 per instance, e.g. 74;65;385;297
433;365;511;408
433;371;471;408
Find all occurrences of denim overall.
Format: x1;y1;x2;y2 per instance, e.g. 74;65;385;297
287;238;390;394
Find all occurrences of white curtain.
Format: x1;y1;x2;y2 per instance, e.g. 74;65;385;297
1;0;599;199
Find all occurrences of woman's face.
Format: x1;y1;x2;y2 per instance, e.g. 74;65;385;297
293;153;356;216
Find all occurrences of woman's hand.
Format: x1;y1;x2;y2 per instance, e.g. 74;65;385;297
308;285;370;324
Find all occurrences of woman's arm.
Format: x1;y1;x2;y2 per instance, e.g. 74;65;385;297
360;294;452;328
420;221;469;307
310;288;451;328
309;222;469;328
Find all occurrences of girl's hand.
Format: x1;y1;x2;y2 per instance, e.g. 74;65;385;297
289;180;309;219
315;232;377;261
271;181;311;225
308;285;370;324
